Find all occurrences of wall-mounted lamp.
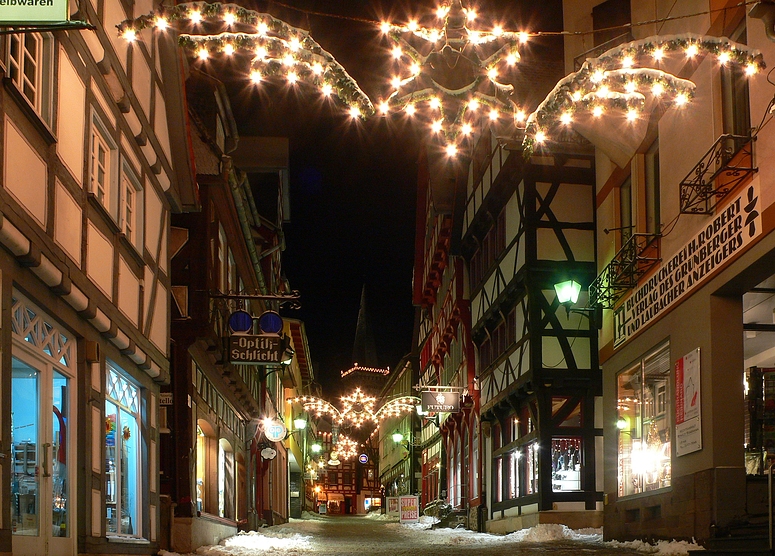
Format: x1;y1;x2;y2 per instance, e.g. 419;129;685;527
293;418;307;431
311;440;322;453
554;279;602;330
392;431;405;443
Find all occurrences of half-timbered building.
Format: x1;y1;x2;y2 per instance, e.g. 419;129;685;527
462;126;601;533
563;0;775;543
0;1;195;554
163;69;293;551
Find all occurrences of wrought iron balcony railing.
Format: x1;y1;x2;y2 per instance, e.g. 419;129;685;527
589;233;661;309
680;134;756;215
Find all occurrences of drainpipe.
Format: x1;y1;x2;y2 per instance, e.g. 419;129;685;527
751;1;775;42
223;157;268;295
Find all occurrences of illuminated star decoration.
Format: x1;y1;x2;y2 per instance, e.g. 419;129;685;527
290;388;420;430
522;34;765;155
333;435;359;461
378;0;526;152
117;2;373;119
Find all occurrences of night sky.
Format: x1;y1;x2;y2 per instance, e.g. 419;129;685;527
224;0;563;397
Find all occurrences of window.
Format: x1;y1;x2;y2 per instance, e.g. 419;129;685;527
196;426;207;513
551;438;582;492
721;21;751;138
617;342;671;497
120;161;143;248
619;176;632;247
105;363;141;536
526;442;539;495
644;140;660;235
7;32;53;125
509;450;520;498
218;439;235;519
90;115;117;213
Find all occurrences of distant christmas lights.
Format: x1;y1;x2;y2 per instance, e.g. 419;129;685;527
289;388;420;430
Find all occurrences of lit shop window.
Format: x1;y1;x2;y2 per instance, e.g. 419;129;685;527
526;442;539;495
551;438;582;492
617;343;671;497
105;363;141;536
196;425;207;513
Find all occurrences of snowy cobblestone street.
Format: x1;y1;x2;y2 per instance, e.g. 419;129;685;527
161;514;703;556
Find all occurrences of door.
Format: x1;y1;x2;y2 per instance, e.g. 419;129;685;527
11;354;75;555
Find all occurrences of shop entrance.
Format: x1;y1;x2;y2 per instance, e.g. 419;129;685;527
10;295;76;555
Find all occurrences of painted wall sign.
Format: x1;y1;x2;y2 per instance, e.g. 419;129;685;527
229;334;283;364
676;348;702;456
0;0;69;24
614;181;762;347
422;390;460;413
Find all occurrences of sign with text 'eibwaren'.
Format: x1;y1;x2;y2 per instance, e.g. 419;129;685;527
229;334;283;364
0;0;69;25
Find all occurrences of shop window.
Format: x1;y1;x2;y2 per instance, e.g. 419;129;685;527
196;426;206;513
617;342;671;497
6;32;54;126
493;456;503;503
551;438;582;491
105;363;141;536
509;449;520;498
721;21;750;138
471;420;479;499
218;439;235;520
526;442;539;495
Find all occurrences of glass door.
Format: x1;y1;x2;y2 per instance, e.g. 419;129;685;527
11;355;74;556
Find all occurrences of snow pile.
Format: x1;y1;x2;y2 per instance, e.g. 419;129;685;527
365;511;398;521
159;529;313;556
504;523;602;543
606;538;704;554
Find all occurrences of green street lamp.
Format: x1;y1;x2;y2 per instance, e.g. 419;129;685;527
293;418;307;431
554;279;581;304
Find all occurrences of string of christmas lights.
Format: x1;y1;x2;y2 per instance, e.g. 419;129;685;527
289;388;420;429
117;3;766;158
117;2;373;118
522;34;765;154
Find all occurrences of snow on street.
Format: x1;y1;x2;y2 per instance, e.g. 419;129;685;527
160;513;703;555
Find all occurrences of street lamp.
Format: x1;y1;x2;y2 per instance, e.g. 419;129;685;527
553;279;602;329
392;430;405;443
293;417;307;431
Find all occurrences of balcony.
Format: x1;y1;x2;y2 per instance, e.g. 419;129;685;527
590;233;661;309
680;134;756;215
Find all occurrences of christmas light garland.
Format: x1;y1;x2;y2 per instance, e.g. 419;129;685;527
117;2;373;118
289;388;420;430
522;34;765;154
117;3;766;158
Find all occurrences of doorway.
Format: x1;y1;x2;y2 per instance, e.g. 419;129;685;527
10;295;76;556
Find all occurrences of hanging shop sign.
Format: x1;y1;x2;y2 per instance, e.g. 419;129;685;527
0;0;69;25
399;495;419;523
614;180;762;348
263;419;287;443
675;348;702;457
229;334;283;364
358;453;369;464
421;390;460;413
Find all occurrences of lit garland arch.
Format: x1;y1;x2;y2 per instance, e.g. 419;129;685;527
523;34;765;158
289;387;419;430
117;4;765;155
117;2;374;118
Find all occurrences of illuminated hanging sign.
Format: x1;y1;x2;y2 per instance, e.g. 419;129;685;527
614;180;762;347
263;419;287;443
0;0;69;25
422;390;460;413
229;334;283;364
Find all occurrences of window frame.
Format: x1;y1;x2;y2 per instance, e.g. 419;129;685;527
119;159;144;251
89;113;118;217
105;362;143;538
5;32;54;127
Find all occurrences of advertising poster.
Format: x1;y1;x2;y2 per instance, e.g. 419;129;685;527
675;348;702;456
399;495;419;524
387;497;399;515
